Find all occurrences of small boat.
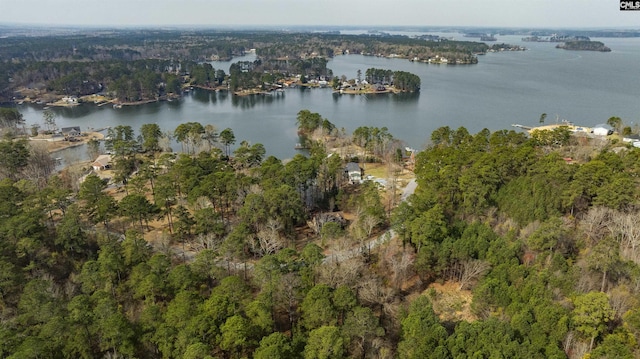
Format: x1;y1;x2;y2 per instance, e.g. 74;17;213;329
113;103;123;109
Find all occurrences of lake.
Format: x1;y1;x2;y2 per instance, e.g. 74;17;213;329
14;34;640;161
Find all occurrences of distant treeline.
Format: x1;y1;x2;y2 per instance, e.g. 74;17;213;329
0;29;489;101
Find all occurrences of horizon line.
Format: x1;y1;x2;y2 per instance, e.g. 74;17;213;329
1;22;640;31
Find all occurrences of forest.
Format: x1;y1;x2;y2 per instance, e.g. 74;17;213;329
0;29;489;103
1;104;640;358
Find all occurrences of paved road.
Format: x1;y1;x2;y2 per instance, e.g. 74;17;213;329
401;179;417;202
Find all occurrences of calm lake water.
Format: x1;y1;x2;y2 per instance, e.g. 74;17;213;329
14;34;640;161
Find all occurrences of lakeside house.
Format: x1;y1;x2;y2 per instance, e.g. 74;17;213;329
92;154;112;171
345;162;364;184
592;124;613;136
61;96;78;104
60;126;81;138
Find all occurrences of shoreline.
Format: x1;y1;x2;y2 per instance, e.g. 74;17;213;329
15;91;183;109
29;131;106;153
334;86;415;95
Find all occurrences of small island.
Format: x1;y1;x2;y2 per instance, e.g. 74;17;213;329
556;40;611;52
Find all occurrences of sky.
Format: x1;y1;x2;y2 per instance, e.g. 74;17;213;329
0;0;637;29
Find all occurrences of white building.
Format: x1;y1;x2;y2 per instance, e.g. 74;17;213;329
592;124;613;136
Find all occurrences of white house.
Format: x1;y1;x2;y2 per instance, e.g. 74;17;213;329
61;96;78;104
345;162;364;184
592;124;613;136
92;155;112;171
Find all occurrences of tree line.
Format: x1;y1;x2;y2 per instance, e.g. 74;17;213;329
0;29;489;101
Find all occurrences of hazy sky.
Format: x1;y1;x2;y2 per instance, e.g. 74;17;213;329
1;0;637;28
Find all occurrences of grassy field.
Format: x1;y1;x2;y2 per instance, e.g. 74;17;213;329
363;162;414;182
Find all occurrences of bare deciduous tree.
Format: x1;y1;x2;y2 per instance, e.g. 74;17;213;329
252;219;284;256
158;132;173;153
579;206;613;245
358;275;394;312
308;212;346;235
193;233;224;252
361;214;382;239
389;249;414;291
608;285;638;318
23;142;55;187
610;211;640;264
458;259;491;290
564;332;590;359
317;256;365;289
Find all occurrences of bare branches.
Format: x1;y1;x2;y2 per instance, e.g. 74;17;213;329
251;219;285;256
458;259;491;291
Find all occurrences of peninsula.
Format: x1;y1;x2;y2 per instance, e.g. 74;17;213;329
1;29;521;106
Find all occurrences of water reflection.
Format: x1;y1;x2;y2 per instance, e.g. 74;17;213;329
118;102;163;116
331;92;419;104
231;92;285;109
391;92;420;103
217;90;229;102
363;93;392;103
193;89;211;104
332;92;341;103
53;104;94;118
167;98;183;108
190;89;222;104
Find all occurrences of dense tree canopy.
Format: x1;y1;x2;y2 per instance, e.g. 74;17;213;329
2;117;640;358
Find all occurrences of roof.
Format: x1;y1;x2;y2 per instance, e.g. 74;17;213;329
61;126;81;134
92;154;112;168
345;162;362;172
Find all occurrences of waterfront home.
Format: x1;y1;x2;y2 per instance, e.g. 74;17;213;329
592;124;613;136
61;126;81;138
345;162;364;184
61;96;78;104
92;155;112;171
